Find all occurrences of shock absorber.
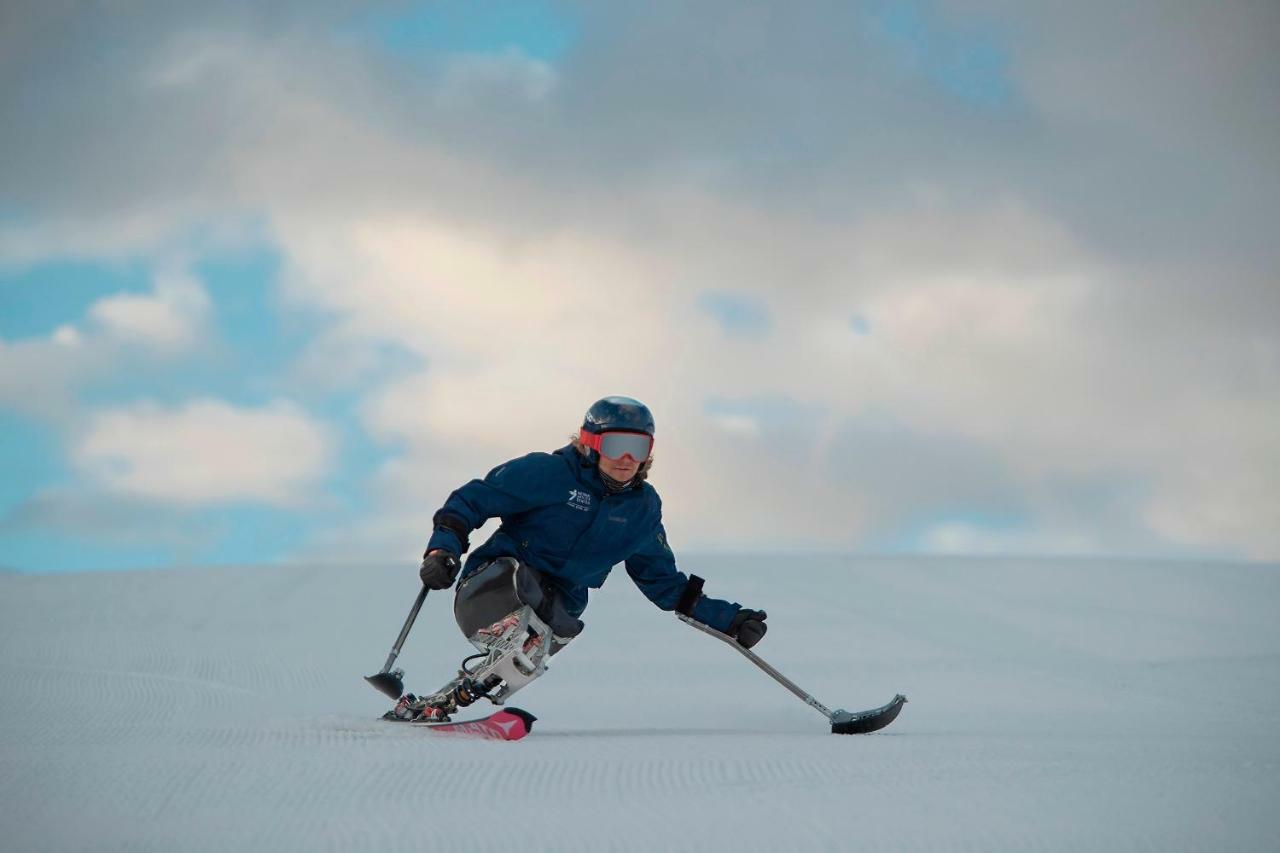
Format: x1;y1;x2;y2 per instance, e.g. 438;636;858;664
450;676;492;708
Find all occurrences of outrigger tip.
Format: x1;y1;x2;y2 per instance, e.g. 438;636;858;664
829;694;908;735
365;669;406;700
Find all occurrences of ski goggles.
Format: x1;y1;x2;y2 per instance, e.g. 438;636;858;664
578;429;653;461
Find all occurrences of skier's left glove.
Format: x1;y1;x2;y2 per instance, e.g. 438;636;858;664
729;609;768;648
419;550;461;590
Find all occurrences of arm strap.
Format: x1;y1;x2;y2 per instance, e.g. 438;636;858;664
431;511;472;553
675;574;705;617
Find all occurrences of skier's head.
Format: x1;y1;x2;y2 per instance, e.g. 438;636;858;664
576;396;654;487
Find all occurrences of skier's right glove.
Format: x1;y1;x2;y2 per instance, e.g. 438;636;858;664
419;550;461;590
729;609;768;649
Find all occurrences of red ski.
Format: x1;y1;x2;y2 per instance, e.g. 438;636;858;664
386;707;536;741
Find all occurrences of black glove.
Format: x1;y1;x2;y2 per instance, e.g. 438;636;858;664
419;551;461;590
729;608;768;649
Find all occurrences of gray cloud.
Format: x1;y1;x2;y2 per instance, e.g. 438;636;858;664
2;1;1277;558
7;2;1276;264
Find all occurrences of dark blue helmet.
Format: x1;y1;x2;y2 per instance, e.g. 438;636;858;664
582;396;655;436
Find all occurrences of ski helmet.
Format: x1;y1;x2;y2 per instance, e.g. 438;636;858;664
581;396;655;437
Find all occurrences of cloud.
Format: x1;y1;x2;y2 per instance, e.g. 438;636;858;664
211;189;1280;559
51;325;81;346
72;399;334;507
707;414;761;437
435;51;560;104
918;519;1095;557
0;329;97;421
88;267;210;349
1;1;1277;561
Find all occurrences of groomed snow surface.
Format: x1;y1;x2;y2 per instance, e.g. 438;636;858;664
2;556;1277;852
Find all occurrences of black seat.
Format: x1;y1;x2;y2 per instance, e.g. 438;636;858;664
454;558;584;640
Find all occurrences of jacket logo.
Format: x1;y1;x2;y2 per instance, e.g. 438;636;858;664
567;489;593;512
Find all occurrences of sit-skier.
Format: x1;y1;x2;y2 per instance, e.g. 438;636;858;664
389;396;768;722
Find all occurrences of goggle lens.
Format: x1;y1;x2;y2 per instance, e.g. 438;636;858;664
581;430;653;461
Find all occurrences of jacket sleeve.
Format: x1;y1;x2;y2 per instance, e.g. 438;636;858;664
624;521;740;633
425;453;561;555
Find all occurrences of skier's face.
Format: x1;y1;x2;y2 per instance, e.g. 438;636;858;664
598;450;641;482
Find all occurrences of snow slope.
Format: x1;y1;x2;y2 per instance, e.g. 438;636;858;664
1;556;1277;852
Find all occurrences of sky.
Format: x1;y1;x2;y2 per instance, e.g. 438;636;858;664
1;0;1277;571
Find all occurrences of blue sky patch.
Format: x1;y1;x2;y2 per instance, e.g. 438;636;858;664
188;504;317;567
0;413;66;519
0;258;151;340
0;500;319;572
868;0;1016;110
698;291;772;337
199;248;294;365
0;529;173;573
351;0;578;62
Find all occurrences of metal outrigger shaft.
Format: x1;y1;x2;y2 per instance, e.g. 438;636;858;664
677;613;906;735
365;586;429;700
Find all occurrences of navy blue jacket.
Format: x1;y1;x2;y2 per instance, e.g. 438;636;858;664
426;445;741;632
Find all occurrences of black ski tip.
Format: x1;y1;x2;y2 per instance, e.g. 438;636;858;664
365;672;405;700
504;707;537;731
830;693;907;735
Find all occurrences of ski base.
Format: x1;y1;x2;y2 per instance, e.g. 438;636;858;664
382;707;536;741
830;694;907;734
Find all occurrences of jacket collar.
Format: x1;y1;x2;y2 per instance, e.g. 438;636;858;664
555;443;621;497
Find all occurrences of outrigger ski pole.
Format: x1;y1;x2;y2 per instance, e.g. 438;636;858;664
677;612;907;735
365;586;429;700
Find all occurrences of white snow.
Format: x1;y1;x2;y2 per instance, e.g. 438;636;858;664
1;556;1277;851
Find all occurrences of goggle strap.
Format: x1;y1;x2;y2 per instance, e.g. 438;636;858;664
578;429;602;452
